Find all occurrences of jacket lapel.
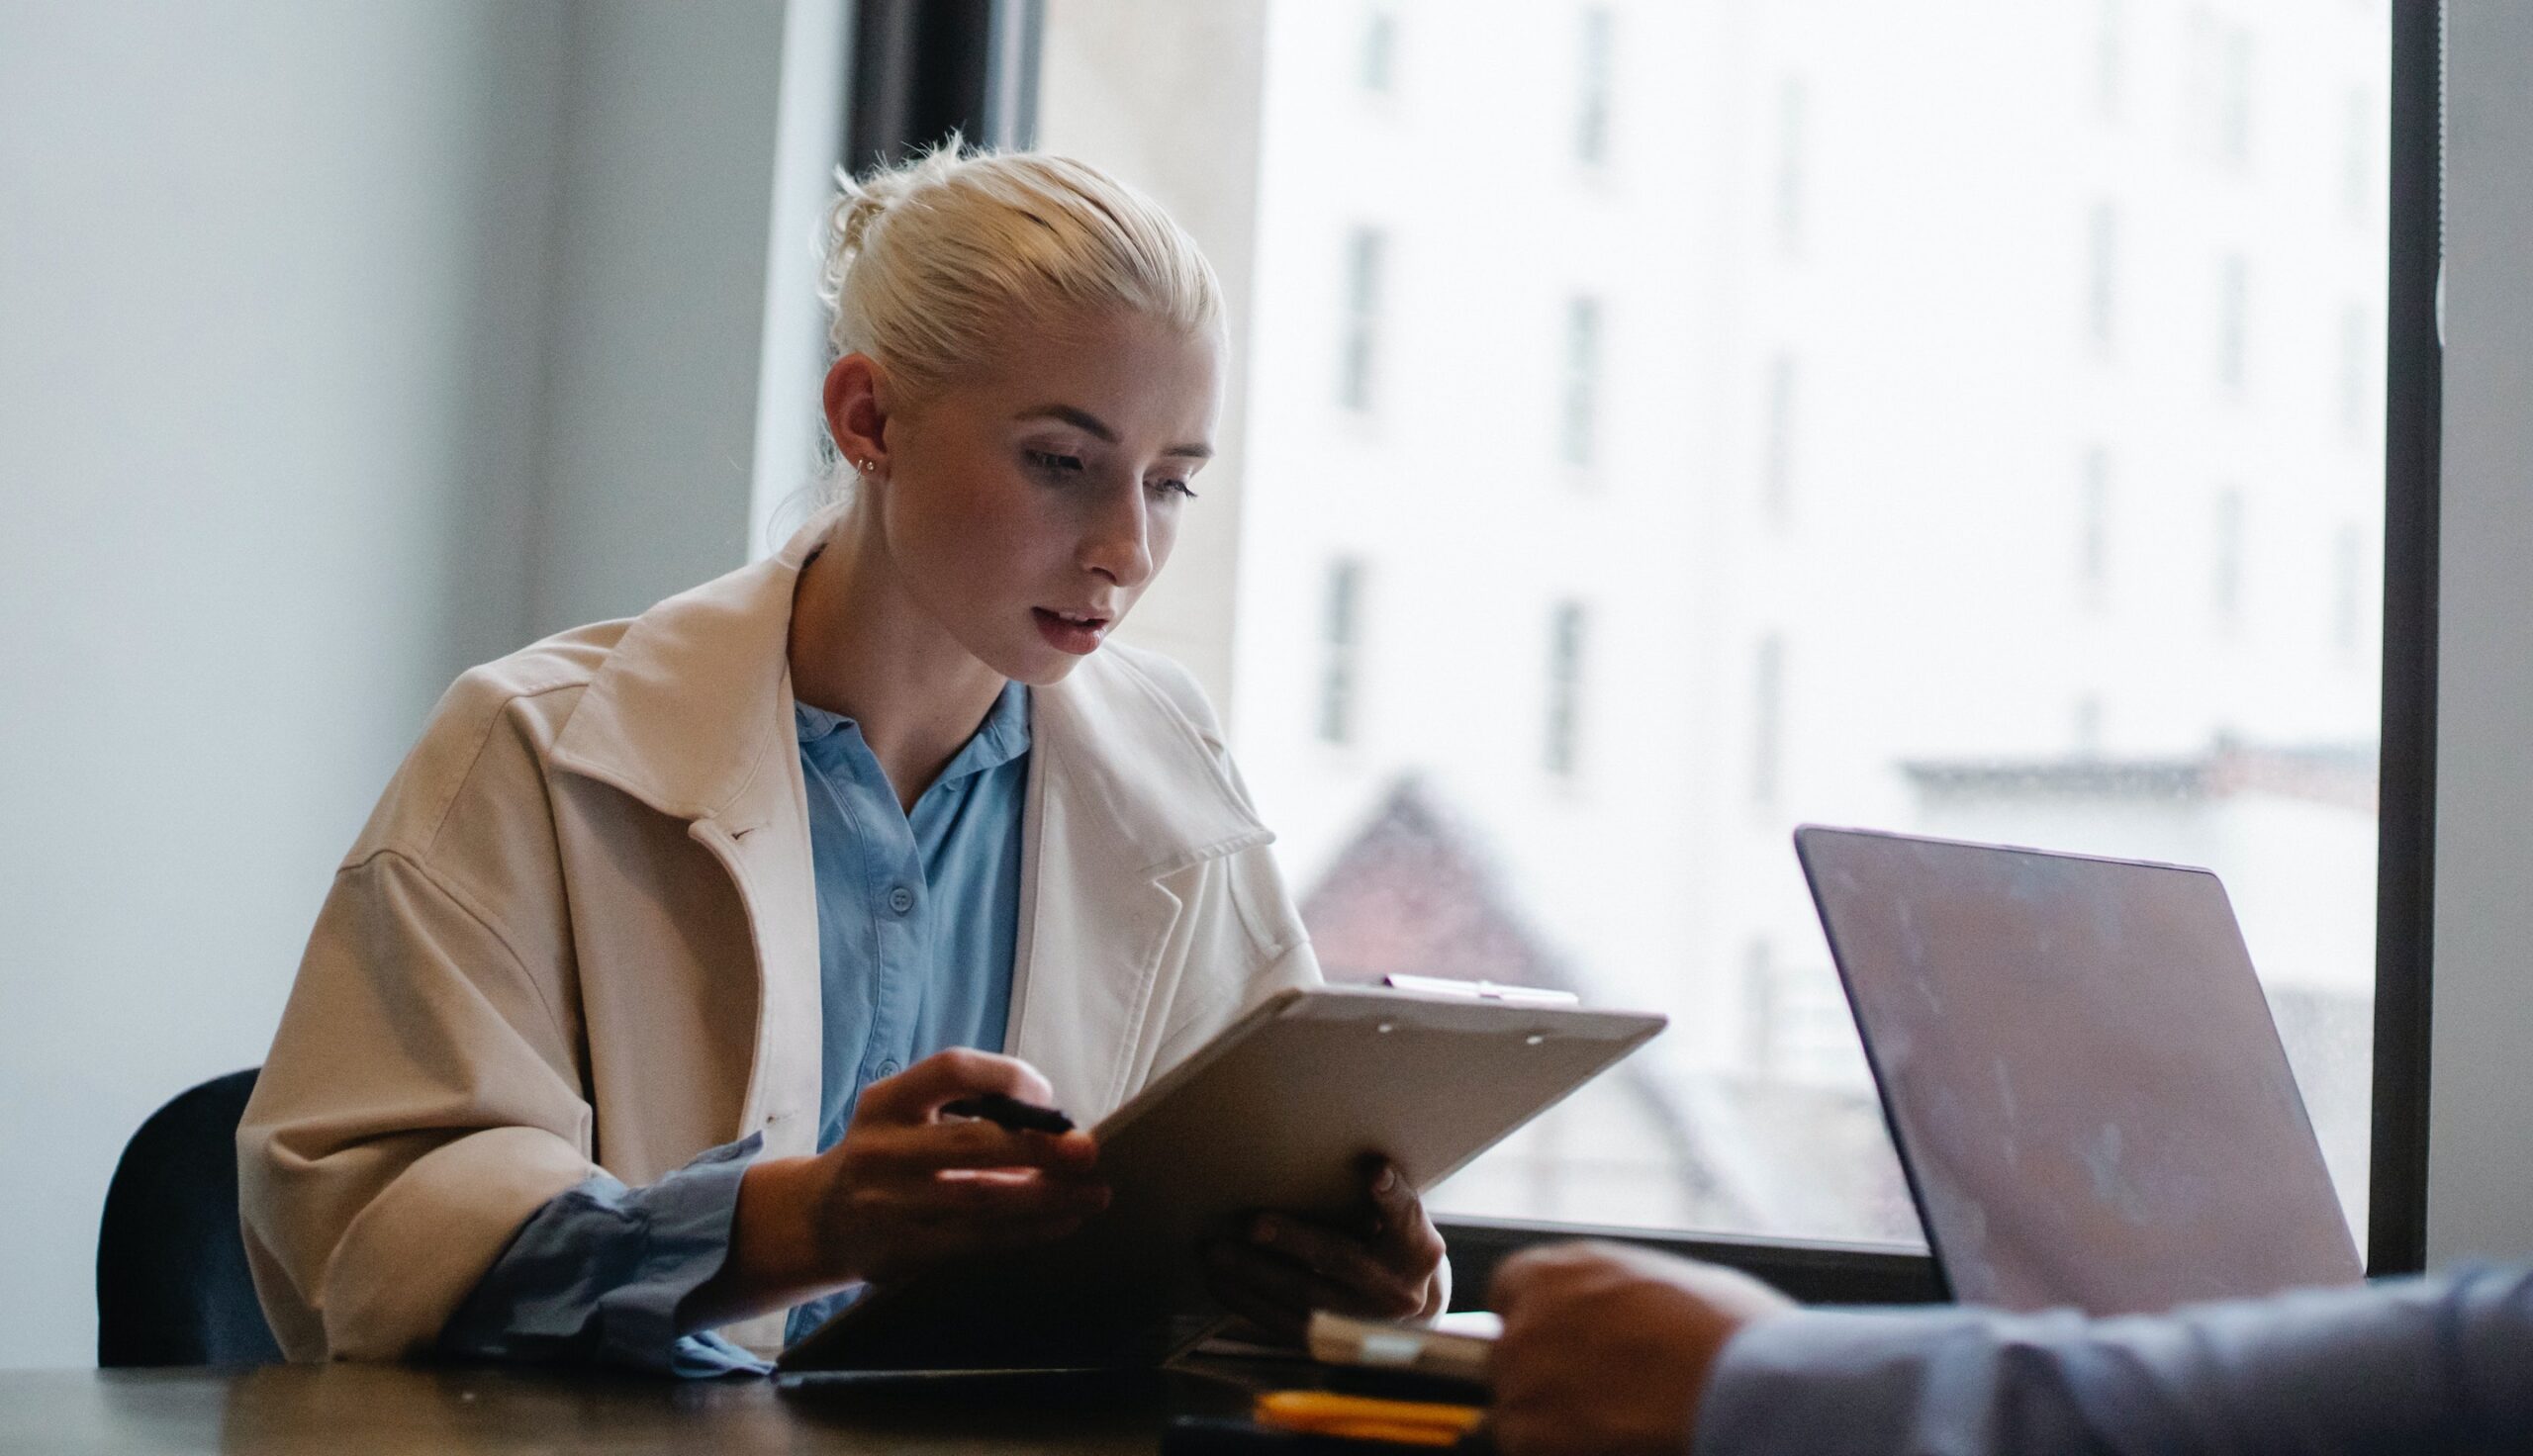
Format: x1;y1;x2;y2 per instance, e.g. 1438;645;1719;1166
1008;650;1270;1118
547;530;826;1154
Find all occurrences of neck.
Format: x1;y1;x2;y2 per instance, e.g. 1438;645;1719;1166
787;506;1008;811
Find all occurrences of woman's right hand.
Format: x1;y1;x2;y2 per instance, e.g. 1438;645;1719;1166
800;1048;1108;1283
692;1048;1107;1324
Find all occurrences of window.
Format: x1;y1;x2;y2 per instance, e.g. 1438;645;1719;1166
2220;28;2256;168
1774;77;1807;256
1360;3;1397;94
2094;0;2122;121
2079;446;2111;605
2213;487;2246;624
1544;600;1588;777
1749;633;1785;806
2340;301;2369;434
2333;523;2364;655
1761;353;1798;517
2218;251;2249;390
1036;0;2394;1250
1318;558;1364;745
2087;202;2118;352
1560;297;1601;467
1575;8;1613;166
2343;86;2372;221
1338;228;1385;411
2074;695;2106;755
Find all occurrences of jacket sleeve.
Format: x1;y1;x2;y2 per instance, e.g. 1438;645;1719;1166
1692;1267;2533;1456
238;848;600;1361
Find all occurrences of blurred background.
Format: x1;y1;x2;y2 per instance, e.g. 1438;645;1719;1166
1;0;2391;1367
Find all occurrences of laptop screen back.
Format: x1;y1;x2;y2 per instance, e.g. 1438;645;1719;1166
1796;827;2362;1316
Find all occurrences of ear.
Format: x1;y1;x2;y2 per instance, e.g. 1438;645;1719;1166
822;353;892;474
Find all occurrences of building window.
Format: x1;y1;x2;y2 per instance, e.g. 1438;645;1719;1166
2217;252;2249;391
2094;0;2123;121
2333;522;2364;655
2213;488;2246;625
2079;446;2111;605
1774;77;1807;257
1560;297;1602;467
1762;353;1798;517
2339;302;2368;435
2219;28;2255;168
2184;5;2220;154
1360;3;1397;94
1750;633;1785;804
1338;228;1386;411
1576;7;1614;165
1318;558;1364;744
1545;600;1589;776
2343;86;2371;221
2087;202;2118;353
1742;939;1778;1080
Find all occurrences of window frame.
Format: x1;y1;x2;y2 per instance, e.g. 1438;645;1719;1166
866;0;2441;1303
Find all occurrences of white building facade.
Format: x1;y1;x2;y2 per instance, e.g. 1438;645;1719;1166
1042;0;2390;1242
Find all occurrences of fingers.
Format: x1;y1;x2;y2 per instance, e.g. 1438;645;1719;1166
1364;1156;1418;1233
1360;1158;1449;1293
857;1047;1058;1122
1489;1240;1605;1315
1248;1215;1427;1315
1204;1242;1356;1341
857;1120;1099;1177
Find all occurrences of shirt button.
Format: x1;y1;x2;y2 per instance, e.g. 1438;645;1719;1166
877;1058;900;1078
888;884;915;916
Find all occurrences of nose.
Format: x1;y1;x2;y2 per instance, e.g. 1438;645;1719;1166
1079;480;1155;591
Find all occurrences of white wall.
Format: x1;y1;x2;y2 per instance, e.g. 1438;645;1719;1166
524;2;786;635
0;0;788;1367
2428;0;2533;1267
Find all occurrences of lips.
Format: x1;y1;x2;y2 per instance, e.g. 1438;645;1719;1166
1032;607;1110;655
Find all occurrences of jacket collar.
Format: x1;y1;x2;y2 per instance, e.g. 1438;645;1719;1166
547;529;815;827
547;521;1264;861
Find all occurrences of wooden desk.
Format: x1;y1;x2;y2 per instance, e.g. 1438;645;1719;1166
0;1362;1273;1454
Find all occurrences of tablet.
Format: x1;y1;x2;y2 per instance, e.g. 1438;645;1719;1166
777;984;1665;1373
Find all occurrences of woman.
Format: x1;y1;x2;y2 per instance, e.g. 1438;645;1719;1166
238;147;1447;1371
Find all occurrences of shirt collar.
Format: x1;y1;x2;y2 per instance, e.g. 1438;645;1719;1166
794;679;1032;789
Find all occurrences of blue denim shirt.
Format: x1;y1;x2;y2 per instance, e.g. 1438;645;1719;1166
440;683;1030;1373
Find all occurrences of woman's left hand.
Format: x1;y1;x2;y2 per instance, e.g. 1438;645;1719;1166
1202;1157;1448;1342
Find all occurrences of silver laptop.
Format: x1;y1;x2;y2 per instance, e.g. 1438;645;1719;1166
1795;826;2363;1316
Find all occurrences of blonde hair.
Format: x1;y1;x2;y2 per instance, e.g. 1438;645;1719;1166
818;142;1224;402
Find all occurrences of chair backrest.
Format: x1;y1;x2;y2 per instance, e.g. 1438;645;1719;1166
96;1067;283;1366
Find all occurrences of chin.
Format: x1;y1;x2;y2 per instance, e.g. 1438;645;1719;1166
977;635;1094;687
1007;652;1091;687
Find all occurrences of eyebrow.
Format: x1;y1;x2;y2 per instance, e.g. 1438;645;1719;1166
1016;404;1213;461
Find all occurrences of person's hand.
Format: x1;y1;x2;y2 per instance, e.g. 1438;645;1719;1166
804;1048;1109;1284
1487;1241;1794;1456
1203;1156;1447;1343
698;1049;1107;1322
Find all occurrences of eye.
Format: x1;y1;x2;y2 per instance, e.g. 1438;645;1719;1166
1147;477;1199;500
1026;449;1085;476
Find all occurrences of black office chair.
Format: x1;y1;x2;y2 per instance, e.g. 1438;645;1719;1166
96;1067;284;1366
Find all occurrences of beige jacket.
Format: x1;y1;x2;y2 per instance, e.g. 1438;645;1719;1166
238;528;1321;1360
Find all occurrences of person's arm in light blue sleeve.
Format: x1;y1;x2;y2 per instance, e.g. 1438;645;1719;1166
1693;1266;2533;1456
437;1136;774;1377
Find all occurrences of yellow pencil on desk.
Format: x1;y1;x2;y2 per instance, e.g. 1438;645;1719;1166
1252;1391;1486;1447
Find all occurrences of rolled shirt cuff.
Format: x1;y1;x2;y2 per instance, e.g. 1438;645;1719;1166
440;1134;772;1376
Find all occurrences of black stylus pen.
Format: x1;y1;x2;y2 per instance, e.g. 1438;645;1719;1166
941;1092;1077;1135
